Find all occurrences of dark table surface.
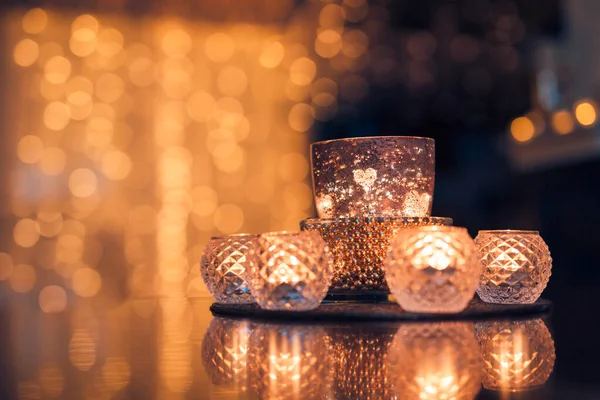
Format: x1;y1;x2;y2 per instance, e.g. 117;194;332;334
0;292;598;400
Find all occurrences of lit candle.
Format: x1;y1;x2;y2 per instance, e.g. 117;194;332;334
384;226;480;313
475;230;552;304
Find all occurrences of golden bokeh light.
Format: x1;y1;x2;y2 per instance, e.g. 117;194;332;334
574;100;597;127
39;364;64;397
17;135;44;164
70;28;97;57
97;28;124;57
38;285;68;313
72;14;99;33
22;8;48;34
319;4;346;29
213;204;244;234
342;29;369;58
162;29;192;57
289;57;317;86
71;267;102;297
128;57;155;87
95;73;125;103
56;234;84;264
13;218;40;248
101;150;132;180
205;33;235;63
69;168;98;198
510;116;535;143
259;40;285;68
0;253;14;281
8;264;36;293
217;66;248;97
288;103;315;132
551;109;575;135
191;186;218;217
43;101;71;131
85;116;114;148
315;29;343;58
69;329;96;371
278;152;309;182
102;357;131;391
44;56;71;84
36;211;64;238
38;147;66;175
14;38;39;67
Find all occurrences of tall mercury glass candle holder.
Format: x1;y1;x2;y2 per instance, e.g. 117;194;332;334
200;234;257;304
301;216;453;295
311;136;435;218
384;226;481;313
387;322;482;400
248;323;332;400
475;230;552;304
248;231;333;311
201;317;252;391
475;318;555;392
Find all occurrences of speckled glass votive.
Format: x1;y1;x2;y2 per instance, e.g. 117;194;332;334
201;317;252;390
248;323;332;399
311;136;435;218
384;226;481;313
475;230;552;304
300;216;453;295
475;319;555;392
248;231;333;311
387;322;482;400
200;234;257;304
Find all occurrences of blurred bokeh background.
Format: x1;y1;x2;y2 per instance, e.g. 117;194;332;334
1;0;599;398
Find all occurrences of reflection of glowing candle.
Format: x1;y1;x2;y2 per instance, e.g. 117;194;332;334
388;322;482;400
249;324;331;400
475;230;552;304
475;319;555;392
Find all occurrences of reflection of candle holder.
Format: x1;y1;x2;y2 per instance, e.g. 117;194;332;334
311;137;435;218
475;319;555;392
248;231;333;311
475;230;552;304
300;217;452;295
201;317;252;390
388;322;482;400
248;323;331;400
200;234;257;304
326;324;396;400
385;226;480;313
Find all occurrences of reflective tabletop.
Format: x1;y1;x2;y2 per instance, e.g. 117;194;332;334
0;295;598;400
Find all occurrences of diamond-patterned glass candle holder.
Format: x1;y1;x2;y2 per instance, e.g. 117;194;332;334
475;319;555;392
248;231;333;311
311;136;435;218
248;323;332;399
475;230;552;304
384;226;480;313
200;234;257;304
387;322;482;400
201;317;252;390
326;325;396;400
301;217;453;295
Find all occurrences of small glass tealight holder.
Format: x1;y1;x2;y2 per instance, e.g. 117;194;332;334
200;234;257;304
384;226;481;313
475;230;552;304
248;231;333;311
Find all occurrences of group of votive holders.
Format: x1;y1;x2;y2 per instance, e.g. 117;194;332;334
201;136;552;314
201;227;552;313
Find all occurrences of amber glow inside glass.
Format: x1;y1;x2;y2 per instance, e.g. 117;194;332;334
248;231;333;311
200;234;257;304
384;226;480;313
475;230;552;304
475;319;555;392
311;136;435;218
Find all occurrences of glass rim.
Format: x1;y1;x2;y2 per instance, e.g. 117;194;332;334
311;135;434;146
210;233;259;240
300;216;453;224
401;225;467;233
258;230;309;237
478;229;539;235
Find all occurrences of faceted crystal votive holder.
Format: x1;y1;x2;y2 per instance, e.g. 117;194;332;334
248;231;333;311
387;322;482;400
300;216;452;295
200;234;257;304
475;319;555;392
384;226;481;313
311;136;435;218
475;230;552;304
